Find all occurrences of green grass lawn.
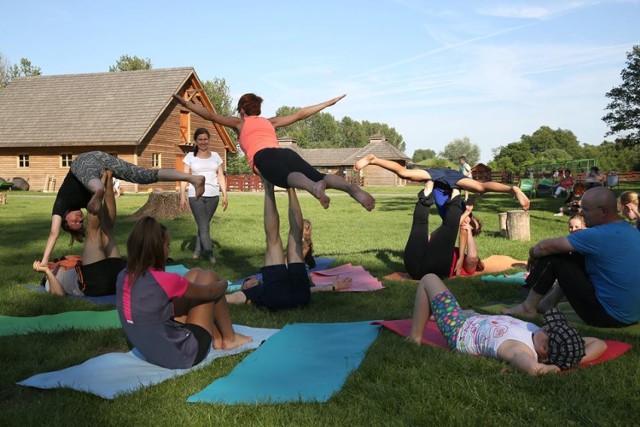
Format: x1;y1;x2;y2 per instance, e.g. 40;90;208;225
1;184;639;425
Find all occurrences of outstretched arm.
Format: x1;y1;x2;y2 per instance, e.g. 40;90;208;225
270;95;346;129
173;94;242;130
41;215;63;266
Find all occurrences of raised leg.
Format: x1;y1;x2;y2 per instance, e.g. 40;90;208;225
263;180;286;267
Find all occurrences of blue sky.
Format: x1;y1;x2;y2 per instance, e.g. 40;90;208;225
1;0;638;162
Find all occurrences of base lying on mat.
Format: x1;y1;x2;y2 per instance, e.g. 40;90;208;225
376;319;632;369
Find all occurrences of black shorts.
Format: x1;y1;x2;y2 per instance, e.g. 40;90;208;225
183;323;213;366
254;148;325;188
80;257;127;296
242;263;311;311
425;168;467;190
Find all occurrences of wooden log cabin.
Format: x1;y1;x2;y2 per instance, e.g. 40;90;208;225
0;67;234;194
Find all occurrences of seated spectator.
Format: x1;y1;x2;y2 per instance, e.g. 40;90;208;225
619;191;639;232
504;187;640;328
552;170;574;198
553;183;585;217
584;167;604;190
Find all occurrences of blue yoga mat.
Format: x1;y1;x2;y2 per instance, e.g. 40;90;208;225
18;325;278;399
188;321;380;404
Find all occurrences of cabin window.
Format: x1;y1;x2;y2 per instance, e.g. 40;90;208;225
18;154;30;168
152;153;162;168
61;153;73;168
180;111;190;143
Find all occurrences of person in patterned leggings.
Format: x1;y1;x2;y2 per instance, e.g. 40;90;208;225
40;151;205;265
407;273;606;375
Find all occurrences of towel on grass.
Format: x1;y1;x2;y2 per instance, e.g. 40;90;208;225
310;264;384;292
377;319;632;368
227;257;337;293
23;264;191;305
0;310;120;337
17;325;278;399
188;321;380;404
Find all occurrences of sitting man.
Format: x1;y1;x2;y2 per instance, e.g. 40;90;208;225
505;187;640;327
226;180;350;310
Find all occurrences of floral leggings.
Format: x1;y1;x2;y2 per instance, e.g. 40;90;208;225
431;290;469;348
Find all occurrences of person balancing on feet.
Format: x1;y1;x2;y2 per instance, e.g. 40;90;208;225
174;92;375;211
354;154;530;210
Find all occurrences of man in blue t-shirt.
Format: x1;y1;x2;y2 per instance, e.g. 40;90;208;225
504;187;640;327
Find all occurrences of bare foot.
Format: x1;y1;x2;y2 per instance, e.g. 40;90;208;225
405;335;422;345
222;332;253;350
513;187;530;210
312;180;330;209
86;188;105;214
193;176;205;199
354;154;376;172
348;184;375;211
501;302;537;319
212;327;223;350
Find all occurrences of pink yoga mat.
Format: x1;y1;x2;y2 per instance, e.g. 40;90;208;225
376;319;632;368
310;264;385;292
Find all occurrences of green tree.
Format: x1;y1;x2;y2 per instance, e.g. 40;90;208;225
537;148;572;163
1;53;41;87
521;126;582;158
490;141;533;174
339;117;368;147
412;149;436;162
202;78;234;116
439;136;480;165
361;121;405;151
109;55;152;72
603;45;640;147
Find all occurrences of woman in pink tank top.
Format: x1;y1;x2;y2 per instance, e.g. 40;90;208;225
174;92;375;211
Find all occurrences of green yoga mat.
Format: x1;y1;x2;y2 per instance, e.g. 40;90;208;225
0;310;120;336
476;301;640;335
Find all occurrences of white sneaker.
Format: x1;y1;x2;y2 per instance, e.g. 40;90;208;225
553;212;563;217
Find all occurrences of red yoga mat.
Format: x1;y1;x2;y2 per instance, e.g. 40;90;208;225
375;319;632;368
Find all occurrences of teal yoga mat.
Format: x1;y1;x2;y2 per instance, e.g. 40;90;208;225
188;321;380;404
480;271;528;285
0;310;119;336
